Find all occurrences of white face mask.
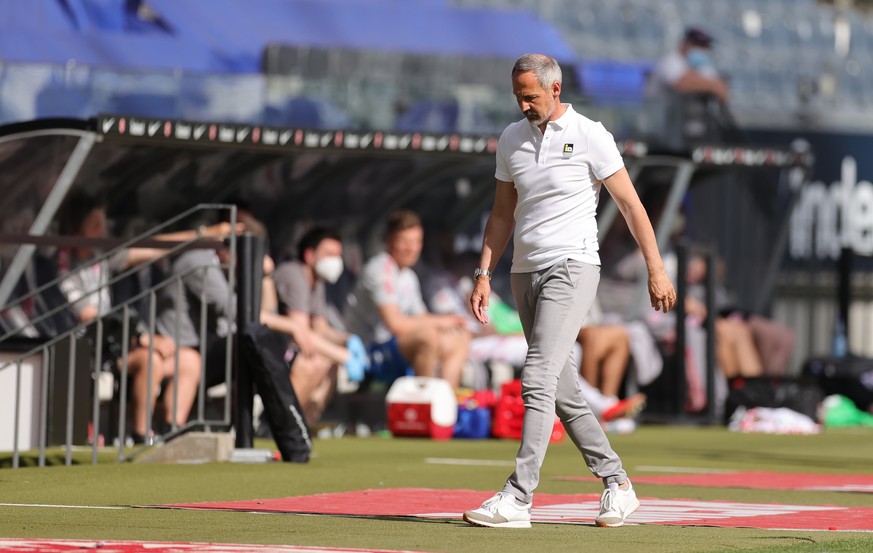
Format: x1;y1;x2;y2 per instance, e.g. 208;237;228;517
314;255;344;284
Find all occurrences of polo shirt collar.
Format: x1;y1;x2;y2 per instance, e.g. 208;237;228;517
530;103;574;131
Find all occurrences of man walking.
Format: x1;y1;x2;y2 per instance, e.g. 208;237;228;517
463;53;676;529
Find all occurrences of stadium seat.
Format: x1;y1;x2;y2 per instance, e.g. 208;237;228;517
265;96;352;129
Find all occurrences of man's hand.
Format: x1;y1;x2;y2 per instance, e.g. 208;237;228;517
648;268;677;312
470;277;491;324
262;254;275;277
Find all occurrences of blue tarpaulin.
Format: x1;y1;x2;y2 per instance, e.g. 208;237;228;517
0;0;577;73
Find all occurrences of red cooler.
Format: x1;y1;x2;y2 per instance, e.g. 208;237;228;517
386;376;458;439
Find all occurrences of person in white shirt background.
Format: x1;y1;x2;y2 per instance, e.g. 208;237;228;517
653;26;729;105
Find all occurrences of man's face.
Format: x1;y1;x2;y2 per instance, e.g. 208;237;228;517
81;207;107;238
512;70;559;126
387;226;423;269
310;238;342;267
75;207;107;258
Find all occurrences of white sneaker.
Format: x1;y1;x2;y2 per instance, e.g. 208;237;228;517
595;481;640;528
463;492;532;528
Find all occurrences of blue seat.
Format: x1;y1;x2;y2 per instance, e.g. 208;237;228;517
576;61;653;105
107;92;178;118
265;96;351;129
35;83;91;118
395;100;497;133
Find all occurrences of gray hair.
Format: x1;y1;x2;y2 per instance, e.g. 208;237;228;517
512;54;562;90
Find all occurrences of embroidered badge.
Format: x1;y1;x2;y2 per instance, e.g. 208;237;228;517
563;143;574;154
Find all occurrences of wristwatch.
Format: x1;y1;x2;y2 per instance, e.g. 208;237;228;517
473;268;493;280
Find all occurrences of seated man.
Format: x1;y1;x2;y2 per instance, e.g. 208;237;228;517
154;215;312;389
685;254;795;378
153;212;318;461
57;192;202;444
344;210;470;388
271;226;368;424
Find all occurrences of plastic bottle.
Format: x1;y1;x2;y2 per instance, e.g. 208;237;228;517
229;448;280;463
832;315;848;358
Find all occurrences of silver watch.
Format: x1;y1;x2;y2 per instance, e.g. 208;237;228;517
473;268;493;280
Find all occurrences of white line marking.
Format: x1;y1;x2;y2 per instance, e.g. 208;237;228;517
805;485;873;493
635;466;737;474
0;503;126;510
425;457;516;467
419;499;844;524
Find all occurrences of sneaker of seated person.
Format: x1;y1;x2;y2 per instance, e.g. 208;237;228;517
601;393;647;422
463;491;532;528
595;481;640;528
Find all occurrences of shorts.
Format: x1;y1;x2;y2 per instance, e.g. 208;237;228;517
368;337;413;384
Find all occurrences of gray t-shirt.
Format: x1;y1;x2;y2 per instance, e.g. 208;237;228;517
57;249;129;319
344;251;427;345
156;249;233;348
273;260;326;318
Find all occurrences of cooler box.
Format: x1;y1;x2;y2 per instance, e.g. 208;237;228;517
386;376;458;440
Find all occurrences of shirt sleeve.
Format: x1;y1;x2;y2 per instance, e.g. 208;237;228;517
107;250;129;273
494;129;512;182
656;52;688;86
588;122;625;181
363;255;399;307
176;250;233;318
274;262;310;315
311;280;327;318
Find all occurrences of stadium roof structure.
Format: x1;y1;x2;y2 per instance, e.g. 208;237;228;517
0;0;578;73
0;115;812;310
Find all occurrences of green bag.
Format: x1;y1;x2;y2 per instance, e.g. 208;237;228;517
822;394;873;427
489;298;524;336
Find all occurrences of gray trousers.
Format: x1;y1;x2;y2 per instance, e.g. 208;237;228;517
503;259;627;503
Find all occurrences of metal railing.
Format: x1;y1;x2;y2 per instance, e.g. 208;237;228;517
0;204;237;467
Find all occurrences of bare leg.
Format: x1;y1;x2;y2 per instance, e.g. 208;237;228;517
732;320;764;377
160;346;201;428
437;328;471;389
716;319;740;378
125;348;165;437
717;318;764;378
578;325;630;398
290;353;334;425
396;325;440;377
304;364;338;425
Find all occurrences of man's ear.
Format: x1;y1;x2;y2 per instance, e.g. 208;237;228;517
553;81;562;98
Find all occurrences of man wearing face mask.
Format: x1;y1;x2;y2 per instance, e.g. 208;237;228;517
653;26;729;104
272;226;369;423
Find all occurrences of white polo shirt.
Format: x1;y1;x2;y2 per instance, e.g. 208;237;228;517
495;104;624;272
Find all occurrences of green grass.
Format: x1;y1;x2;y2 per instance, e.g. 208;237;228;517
1;426;873;552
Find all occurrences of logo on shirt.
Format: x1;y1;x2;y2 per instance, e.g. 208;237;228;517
563;143;574;157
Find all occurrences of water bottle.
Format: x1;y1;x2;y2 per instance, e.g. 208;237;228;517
229;448;280;463
832;315;847;359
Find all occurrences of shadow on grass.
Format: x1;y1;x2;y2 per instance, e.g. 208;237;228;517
0;453;83;468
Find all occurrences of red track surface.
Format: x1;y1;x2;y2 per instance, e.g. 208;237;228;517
160;488;873;531
626;471;873;493
0;540;419;553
